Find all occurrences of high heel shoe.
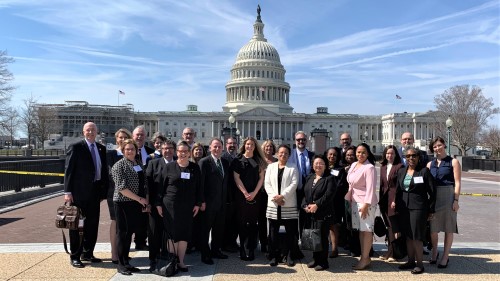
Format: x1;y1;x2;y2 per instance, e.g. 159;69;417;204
429;252;439;264
437;259;449;269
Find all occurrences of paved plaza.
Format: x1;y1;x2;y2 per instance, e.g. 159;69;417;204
0;170;498;280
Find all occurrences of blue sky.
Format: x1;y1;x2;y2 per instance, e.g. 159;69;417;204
1;0;499;117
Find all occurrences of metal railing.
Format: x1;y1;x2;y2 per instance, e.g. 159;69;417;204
461;157;500;173
0;159;65;192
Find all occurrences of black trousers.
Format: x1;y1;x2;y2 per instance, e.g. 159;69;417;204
201;208;225;258
134;212;148;247
268;218;298;259
148;207;164;262
115;201;142;270
310;218;331;267
223;202;239;248
69;194;100;260
258;192;268;248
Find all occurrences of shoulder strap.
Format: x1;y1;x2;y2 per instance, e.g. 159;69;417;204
62;229;83;255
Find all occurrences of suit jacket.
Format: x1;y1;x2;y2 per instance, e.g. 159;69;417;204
287;148;314;189
198;155;229;213
264;162;299;219
137;145;155;167
301;174;337;220
64;140;109;202
146;157;169;207
379;163;403;217
395;166;436;213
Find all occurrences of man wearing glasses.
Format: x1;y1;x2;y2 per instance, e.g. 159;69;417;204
182;127;196;148
288;131;314;202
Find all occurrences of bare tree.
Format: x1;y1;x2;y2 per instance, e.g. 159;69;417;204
481;126;500;158
434;85;499;156
20;96;37;148
1;108;20;147
33;105;61;149
0;50;16;125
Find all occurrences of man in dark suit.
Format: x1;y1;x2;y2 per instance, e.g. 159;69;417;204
221;137;239;253
399;132;429;167
64;122;109;268
146;139;176;271
339;133;352;166
132;125;154;250
198;138;229;264
287;131;314;236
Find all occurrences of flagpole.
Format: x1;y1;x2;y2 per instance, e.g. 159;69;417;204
118;91;120;106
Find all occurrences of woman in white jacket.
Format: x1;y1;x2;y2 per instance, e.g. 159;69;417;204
265;144;300;267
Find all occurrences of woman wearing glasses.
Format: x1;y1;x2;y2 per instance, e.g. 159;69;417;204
427;137;461;269
393;147;435;274
156;140;202;272
231;137;267;261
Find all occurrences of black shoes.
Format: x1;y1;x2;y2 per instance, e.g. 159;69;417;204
178;266;189;272
411;266;425;274
429;252;440;264
399;261;417;270
307;261;317;268
211;250;229;259
202;256;214;265
149;262;157;273
81;255;102;263
247;250;255;261
438;259;449;269
70;259;85;268
126;266;141;272
117;268;132;275
314;264;328;271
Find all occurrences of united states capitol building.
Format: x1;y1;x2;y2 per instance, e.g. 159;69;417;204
39;8;441;154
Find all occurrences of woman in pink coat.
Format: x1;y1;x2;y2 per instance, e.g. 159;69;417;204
345;143;378;270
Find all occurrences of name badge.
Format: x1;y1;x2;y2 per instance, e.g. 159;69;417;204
414;176;424;184
133;165;142;172
181;172;191;179
331;170;339;176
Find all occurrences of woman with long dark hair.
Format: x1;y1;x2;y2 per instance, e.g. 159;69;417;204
379;145;402;261
232;136;267;261
345;143;377;270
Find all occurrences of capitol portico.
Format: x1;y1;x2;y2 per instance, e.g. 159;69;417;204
39;7;443;154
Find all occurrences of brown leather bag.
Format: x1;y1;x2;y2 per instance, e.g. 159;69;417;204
55;202;84;254
55;202;81;230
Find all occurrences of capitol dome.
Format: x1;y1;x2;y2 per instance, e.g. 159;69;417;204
223;6;293;114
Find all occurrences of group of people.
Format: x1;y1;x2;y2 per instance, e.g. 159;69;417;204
63;123;461;276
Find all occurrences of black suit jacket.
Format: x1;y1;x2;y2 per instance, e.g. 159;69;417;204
395;166;436;214
64;140;109;201
199;155;229;213
146;157;169;207
301;174;337;220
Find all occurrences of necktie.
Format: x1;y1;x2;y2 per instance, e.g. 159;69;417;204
300;152;307;177
216;158;224;177
90;143;98;181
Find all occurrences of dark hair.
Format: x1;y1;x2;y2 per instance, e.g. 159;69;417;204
312;154;328;177
380;145;402;166
404;146;423;169
429;136;446;153
356;143;376;165
191;142;207;163
341;145;357;164
277;144;291;155
324;147;341;167
163;139;176;150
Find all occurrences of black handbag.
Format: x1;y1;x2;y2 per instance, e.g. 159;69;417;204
391;236;408;259
374;216;387;237
152;232;178;277
299;219;322;252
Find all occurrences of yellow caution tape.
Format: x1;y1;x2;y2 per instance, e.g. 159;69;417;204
0;170;64;177
459;192;499;197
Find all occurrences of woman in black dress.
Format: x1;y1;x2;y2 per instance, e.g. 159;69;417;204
106;128;131;264
232;136;267;261
156;140;202;272
324;147;348;259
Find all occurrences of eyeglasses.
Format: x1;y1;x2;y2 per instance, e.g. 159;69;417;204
295;138;306;142
177;150;189;154
405;154;418;159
